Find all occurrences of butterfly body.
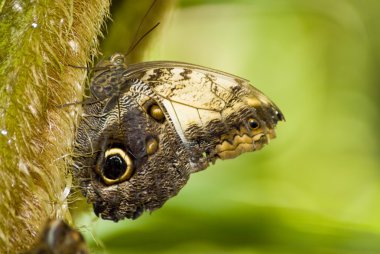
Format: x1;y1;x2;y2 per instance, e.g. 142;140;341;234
29;220;88;254
73;53;284;221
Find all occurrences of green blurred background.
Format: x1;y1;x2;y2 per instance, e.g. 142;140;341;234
75;0;380;253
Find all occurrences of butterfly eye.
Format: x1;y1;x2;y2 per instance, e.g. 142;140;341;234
99;148;134;185
148;104;165;122
247;118;259;130
110;54;125;65
115;57;124;65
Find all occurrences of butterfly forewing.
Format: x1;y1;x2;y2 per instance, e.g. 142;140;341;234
126;61;284;161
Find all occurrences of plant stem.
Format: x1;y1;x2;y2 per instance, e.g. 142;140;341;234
0;0;110;252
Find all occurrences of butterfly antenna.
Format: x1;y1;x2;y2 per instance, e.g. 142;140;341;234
129;0;158;47
125;22;160;57
126;0;158;55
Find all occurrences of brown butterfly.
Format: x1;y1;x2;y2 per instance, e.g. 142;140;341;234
28;220;88;254
72;53;284;221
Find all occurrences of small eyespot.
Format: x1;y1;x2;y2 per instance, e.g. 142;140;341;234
146;137;159;155
98;148;133;185
247;118;259;130
148;104;165;122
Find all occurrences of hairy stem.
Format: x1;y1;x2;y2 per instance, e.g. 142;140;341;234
0;0;110;252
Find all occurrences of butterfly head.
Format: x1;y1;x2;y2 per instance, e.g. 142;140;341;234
109;53;126;66
95;53;126;68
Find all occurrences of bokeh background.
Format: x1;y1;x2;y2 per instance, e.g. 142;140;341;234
75;0;380;253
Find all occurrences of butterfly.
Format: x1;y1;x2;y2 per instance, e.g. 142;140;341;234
28;220;88;254
72;53;284;221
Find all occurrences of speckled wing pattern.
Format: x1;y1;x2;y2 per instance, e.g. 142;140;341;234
127;61;284;168
73;54;284;221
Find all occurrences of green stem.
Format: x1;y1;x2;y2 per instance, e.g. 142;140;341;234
0;0;110;252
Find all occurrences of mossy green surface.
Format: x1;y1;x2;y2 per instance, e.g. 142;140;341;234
0;0;110;252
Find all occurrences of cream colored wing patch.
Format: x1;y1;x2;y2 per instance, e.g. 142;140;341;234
134;65;263;143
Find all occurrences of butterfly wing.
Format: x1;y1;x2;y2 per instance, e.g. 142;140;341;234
73;59;284;221
126;61;284;170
